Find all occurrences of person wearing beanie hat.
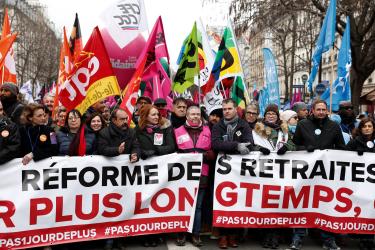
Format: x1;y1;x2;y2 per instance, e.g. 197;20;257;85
1;82;19;96
0;82;23;124
252;104;295;249
153;98;169;119
280;110;298;135
292;102;308;120
208;108;223;129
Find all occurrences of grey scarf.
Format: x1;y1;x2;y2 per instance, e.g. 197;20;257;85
224;115;239;141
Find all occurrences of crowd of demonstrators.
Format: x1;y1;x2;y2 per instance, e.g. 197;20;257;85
1;80;375;250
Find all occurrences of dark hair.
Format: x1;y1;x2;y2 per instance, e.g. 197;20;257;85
138;104;163;130
173;97;187;106
222;98;237;108
355;118;375;139
64;110;83;156
64;109;82;129
312;100;327;110
86;112;106;131
110;108;123;120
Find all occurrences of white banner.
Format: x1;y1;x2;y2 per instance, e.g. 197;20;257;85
101;0;148;48
213;150;375;234
0;153;202;249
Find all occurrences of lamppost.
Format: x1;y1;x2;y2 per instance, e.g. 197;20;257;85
301;74;308;102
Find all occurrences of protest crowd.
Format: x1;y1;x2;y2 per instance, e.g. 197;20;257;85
1;81;374;250
0;0;374;249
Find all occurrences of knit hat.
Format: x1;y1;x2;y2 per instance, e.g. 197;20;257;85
264;104;279;117
280;110;297;122
136;96;151;105
154;98;167;106
209;108;223;118
292;102;307;113
0;83;19;96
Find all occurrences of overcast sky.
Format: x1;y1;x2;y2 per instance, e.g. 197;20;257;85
39;0;202;66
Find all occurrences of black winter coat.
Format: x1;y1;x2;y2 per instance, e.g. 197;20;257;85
293;116;345;150
346;135;375;153
135;122;176;159
0;117;20;164
97;122;140;157
20;124;58;161
211;118;254;154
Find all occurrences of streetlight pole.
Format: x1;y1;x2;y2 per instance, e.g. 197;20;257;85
301;74;308;102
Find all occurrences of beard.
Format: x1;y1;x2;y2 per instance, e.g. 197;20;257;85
0;94;17;106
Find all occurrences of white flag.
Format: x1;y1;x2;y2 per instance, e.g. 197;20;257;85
19;80;34;103
100;0;148;48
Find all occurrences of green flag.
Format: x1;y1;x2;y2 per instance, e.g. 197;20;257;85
173;22;199;93
231;76;246;109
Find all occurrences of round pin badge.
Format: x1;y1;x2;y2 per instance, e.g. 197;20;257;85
367;141;374;149
39;134;47;142
314;129;321;135
1;130;9;138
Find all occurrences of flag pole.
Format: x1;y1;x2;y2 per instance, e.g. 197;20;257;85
329;48;335;114
221;81;227;99
1;66;4;85
227;18;251;104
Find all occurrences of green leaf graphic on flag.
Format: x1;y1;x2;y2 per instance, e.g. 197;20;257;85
173;22;199;93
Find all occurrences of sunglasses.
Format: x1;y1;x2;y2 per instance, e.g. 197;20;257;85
340;106;353;110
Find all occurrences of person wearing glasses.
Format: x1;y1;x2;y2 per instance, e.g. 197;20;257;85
97;108;140;162
244;103;259;129
252;104;295;249
56;109;83;155
337;101;358;138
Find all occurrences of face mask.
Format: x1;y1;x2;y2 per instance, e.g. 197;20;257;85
289;125;296;134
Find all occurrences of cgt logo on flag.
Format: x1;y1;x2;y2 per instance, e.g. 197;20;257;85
59;27;120;113
63;52;99;101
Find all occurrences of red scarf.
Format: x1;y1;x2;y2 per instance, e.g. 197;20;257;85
78;125;86;156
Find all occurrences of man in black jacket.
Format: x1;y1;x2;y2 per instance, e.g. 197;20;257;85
211;98;254;249
97;108;140;162
293;100;345;151
0;100;20;165
292;100;343;250
212;98;254;155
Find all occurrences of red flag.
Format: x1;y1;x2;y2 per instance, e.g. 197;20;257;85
59;27;121;114
58;27;73;85
0;33;17;70
120;56;147;124
0;8;17;84
69;13;83;61
53;27;72;119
